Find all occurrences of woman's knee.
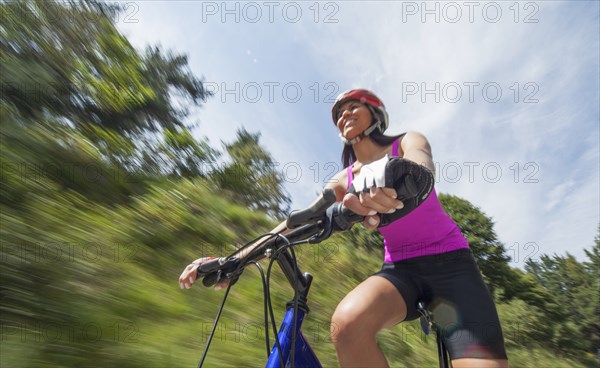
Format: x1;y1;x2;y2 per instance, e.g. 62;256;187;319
330;302;377;346
330;276;409;346
451;358;509;368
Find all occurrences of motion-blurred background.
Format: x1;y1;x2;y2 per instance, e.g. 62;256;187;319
1;1;598;367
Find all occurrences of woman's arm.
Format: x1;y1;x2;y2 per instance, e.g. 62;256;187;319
400;131;435;175
324;169;350;202
342;132;434;230
179;169;350;289
236;169;349;258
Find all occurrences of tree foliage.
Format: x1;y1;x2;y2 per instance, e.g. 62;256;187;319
1;0;289;215
523;231;600;356
211;128;291;218
2;0;155;124
438;193;513;296
1;0;212;173
439;194;599;358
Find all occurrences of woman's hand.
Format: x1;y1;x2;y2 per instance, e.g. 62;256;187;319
178;257;230;290
343;188;404;230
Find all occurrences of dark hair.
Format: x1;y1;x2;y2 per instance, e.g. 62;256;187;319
341;130;404;167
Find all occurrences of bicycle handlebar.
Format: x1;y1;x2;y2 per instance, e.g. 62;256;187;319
286;186;337;229
197;258;223;274
197;158;435;287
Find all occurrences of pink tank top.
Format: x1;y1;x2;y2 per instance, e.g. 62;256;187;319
346;138;469;262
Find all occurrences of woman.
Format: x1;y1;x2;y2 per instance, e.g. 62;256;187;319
179;89;509;368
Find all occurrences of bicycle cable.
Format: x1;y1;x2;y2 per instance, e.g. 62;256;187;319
196;231;311;368
196;232;276;368
246;261;270;358
265;235;309;368
276;234;300;368
288;240;300;368
265;237;290;368
276;234;301;368
197;281;233;368
236;232;280;264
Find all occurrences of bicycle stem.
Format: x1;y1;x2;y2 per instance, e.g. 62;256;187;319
275;247;313;309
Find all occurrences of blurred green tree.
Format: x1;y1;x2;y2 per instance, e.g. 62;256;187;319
438;193;513;297
1;0;212;173
581;228;600;351
524;232;600;356
211;128;291;219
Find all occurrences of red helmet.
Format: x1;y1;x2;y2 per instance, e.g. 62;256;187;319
331;89;389;133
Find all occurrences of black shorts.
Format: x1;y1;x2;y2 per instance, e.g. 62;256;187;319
373;248;508;360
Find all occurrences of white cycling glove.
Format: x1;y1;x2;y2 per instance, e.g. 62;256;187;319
351;155;391;192
346;156;435;227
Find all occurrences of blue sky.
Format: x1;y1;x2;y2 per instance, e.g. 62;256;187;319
118;1;599;268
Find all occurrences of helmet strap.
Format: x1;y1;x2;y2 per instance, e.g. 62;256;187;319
339;121;382;146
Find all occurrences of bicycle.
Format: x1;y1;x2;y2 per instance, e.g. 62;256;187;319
192;158;450;368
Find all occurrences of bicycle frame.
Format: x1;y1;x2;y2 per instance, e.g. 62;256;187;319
266;304;321;368
418;302;450;368
262;226;323;368
262;270;449;368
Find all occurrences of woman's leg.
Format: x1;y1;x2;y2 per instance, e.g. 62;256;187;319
451;358;509;367
425;250;509;365
330;276;408;368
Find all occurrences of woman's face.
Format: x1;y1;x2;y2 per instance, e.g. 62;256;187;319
336;101;372;140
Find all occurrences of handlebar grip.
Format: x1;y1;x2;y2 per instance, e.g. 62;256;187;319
287;188;337;229
197;257;223;275
329;203;364;231
340;205;364;224
198;257;242;288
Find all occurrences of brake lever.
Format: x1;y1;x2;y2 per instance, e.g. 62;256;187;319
308;199;368;243
197;257;225;275
199;257;243;288
306;207;334;243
